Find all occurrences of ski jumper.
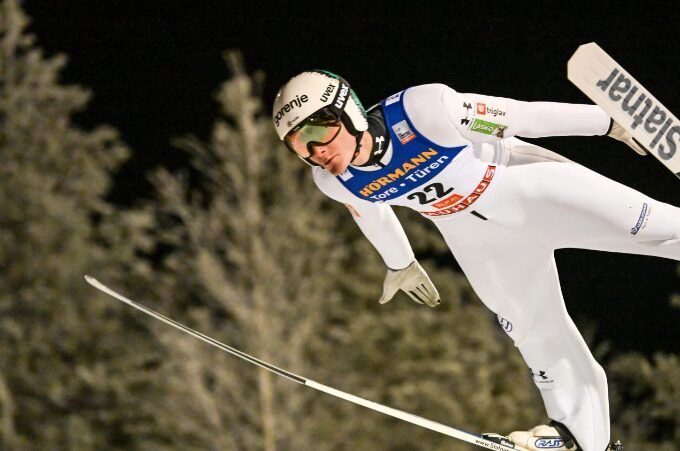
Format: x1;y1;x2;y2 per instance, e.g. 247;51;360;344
312;84;680;451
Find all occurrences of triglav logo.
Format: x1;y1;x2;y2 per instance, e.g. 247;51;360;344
274;94;309;126
596;68;679;160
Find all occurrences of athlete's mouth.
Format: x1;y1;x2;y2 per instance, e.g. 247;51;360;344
323;155;337;166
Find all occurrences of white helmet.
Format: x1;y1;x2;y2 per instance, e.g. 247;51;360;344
272;70;368;142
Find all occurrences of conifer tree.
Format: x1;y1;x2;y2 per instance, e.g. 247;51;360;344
607;352;680;450
0;1;160;449
144;53;359;450
606;267;680;450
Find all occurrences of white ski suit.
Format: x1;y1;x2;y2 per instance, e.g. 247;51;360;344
311;84;680;451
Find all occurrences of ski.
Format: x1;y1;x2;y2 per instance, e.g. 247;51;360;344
84;275;529;450
568;42;680;179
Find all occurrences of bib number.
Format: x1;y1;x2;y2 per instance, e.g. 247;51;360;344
406;182;454;205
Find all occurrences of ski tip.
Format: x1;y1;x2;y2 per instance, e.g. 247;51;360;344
84;275;98;286
576;41;599;51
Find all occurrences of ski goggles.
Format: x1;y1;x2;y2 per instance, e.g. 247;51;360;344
284;108;343;159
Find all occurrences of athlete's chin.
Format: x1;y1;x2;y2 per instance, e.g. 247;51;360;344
325;161;349;176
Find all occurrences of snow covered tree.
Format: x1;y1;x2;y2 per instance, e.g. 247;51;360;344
0;1;161;449
604;266;680;450
143;53;359;450
607;352;680;450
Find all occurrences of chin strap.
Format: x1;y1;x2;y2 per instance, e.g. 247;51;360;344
351;106;390;168
349;132;363;164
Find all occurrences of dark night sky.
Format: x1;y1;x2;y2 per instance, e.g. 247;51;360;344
23;1;679;356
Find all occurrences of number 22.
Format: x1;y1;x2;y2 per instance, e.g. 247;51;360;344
406;182;454;205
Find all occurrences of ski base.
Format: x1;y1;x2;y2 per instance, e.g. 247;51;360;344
568;42;680;179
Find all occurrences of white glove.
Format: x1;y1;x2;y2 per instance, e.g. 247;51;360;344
378;260;441;307
607;119;648;156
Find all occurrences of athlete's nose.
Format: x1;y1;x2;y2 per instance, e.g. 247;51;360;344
311;144;328;157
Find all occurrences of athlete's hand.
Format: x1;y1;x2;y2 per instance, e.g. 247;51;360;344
607;119;648;156
378;260;441;307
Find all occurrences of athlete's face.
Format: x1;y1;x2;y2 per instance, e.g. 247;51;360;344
308;124;356;176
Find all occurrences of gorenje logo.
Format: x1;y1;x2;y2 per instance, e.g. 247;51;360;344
274;94;309;126
335;84;349;108
320;83;336;102
597;68;679;160
535;438;564;448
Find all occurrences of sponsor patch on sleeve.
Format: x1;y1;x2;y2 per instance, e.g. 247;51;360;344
461;97;507;131
630;202;650;235
470;118;507;137
460;101;473;126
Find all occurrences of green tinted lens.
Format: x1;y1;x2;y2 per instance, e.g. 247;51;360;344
285;114;341;158
299;124;338;144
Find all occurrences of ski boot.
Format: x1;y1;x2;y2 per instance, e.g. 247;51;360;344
504;423;577;450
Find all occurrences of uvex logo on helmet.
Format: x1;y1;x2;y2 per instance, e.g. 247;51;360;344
272;70;367;144
274;94;309;126
320;83;336;102
335;84;349;108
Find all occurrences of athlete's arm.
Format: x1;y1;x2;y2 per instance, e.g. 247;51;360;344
312;169;414;270
439;85;610;142
346;202;415;270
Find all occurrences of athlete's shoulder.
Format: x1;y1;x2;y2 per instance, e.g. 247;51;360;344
400;84;464;145
311;166;352;202
403;83;455;103
311;165;333;190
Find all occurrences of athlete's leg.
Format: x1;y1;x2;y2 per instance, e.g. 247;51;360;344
434;140;676;450
490;139;680;261
436;215;610;451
